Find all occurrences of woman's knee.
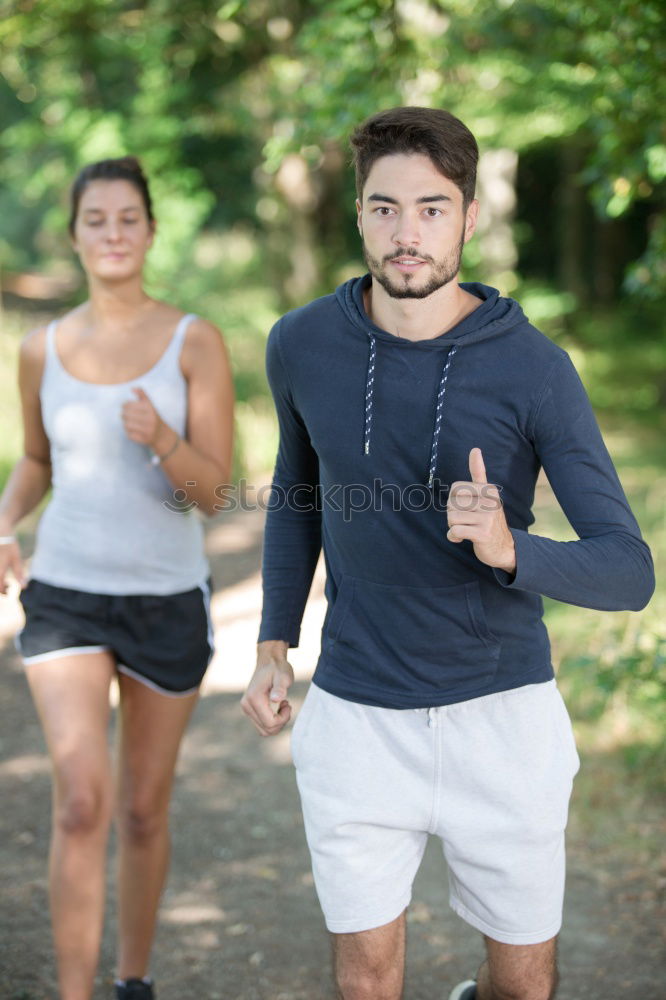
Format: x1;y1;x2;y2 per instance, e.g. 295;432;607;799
54;770;111;836
117;791;170;845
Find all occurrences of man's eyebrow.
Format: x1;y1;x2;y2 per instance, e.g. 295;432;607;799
416;195;453;204
366;193;453;204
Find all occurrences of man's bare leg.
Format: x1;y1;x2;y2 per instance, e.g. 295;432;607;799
475;935;558;1000
333;911;406;1000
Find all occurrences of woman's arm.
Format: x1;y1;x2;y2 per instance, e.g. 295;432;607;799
121;317;234;516
0;327;53;590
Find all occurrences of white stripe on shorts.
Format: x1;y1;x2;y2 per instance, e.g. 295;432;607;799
199;579;215;663
21;644;110;665
116;663;200;698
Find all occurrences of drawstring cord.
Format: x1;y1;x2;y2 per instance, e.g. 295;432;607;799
363;334;458;490
364;334;377;455
427;345;457;488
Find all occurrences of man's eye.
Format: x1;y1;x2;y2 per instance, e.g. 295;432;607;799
425;207;441;217
375;207;393;216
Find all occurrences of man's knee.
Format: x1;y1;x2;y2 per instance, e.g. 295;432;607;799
333;920;405;1000
482;936;559;1000
335;965;403;1000
483;974;558;1000
493;977;557;1000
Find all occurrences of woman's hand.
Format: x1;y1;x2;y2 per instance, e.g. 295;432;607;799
121;387;173;454
0;536;26;594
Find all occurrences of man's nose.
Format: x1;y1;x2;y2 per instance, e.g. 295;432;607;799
391;213;420;247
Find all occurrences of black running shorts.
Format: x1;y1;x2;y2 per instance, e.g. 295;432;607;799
17;578;214;696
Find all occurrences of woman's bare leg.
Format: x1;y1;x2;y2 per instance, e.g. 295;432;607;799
26;652;116;1000
114;672;199;980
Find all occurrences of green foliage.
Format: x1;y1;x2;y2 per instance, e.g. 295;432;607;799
560;617;665;777
513;288;666;429
563;626;665;724
0;312;24;488
1;0;663;292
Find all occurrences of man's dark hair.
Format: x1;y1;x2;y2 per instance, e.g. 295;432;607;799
69;156;154;234
350;106;478;208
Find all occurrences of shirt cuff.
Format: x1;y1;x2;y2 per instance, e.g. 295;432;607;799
258;620;300;647
492;527;532;590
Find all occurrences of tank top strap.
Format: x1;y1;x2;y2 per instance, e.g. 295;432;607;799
152;313;197;379
45;320;59;365
171;313;197;354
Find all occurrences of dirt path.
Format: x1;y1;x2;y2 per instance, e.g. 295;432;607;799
1;510;664;999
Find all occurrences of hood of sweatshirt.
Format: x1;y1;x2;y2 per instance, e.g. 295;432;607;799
334;275;529;486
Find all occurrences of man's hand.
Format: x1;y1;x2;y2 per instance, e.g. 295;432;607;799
446;447;516;574
241;640;294;736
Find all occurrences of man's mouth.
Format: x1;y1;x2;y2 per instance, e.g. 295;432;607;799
390;256;427;272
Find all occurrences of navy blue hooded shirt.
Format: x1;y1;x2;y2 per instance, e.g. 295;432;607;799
259;276;654;709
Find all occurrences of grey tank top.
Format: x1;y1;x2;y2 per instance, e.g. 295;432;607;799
30;314;210;595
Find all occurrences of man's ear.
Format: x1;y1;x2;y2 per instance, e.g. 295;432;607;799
464;199;479;243
355;198;363;236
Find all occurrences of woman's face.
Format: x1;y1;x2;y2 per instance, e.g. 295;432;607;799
71;179;155;283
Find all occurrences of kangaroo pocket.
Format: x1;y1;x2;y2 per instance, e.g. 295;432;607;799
323;576;501;697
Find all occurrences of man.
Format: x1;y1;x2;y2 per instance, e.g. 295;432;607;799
241;107;654;1000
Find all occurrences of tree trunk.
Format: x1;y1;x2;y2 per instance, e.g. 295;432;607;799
475;148;518;292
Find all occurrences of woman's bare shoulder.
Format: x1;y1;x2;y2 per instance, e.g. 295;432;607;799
184;314;224;342
20;323;48;367
19;306;83;367
178;312;227;361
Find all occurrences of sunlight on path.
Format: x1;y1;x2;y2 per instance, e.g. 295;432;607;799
203;560;326;695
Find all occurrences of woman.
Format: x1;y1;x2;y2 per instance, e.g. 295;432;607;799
0;157;234;1000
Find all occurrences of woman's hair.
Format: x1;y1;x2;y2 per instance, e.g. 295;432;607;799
68;156;154;234
350;106;478;209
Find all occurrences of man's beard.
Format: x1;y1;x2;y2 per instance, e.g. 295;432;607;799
362;229;466;300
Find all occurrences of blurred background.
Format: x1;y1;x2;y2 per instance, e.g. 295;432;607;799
0;0;664;890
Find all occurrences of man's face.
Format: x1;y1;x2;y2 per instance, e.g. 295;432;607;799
356;153;478;300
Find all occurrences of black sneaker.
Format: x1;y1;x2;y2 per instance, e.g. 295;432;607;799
115;979;155;1000
448;981;476;1000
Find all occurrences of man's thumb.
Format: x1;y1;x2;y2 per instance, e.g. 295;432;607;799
469;447;488;485
269;682;286;703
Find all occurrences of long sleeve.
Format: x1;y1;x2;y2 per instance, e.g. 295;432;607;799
258;321;322;646
494;354;655;611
